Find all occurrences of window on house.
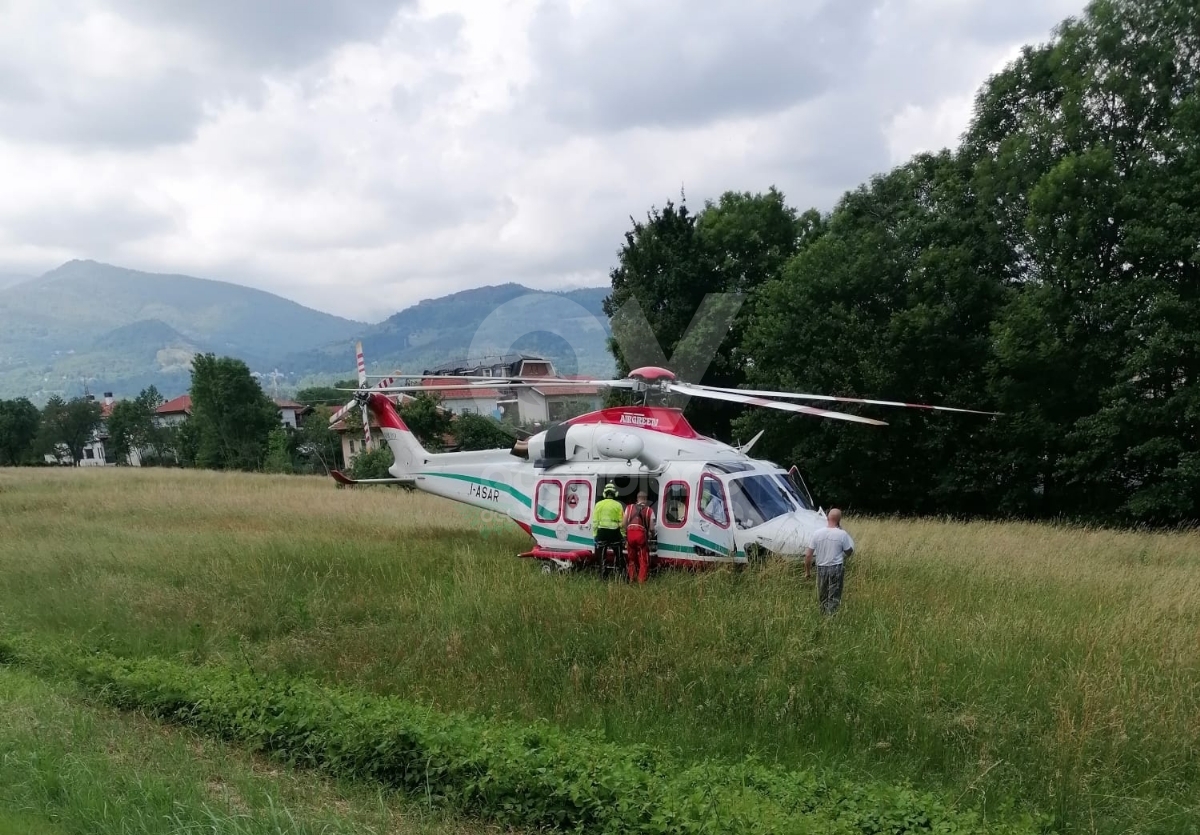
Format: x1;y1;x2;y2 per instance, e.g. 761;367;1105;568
84;448;94;460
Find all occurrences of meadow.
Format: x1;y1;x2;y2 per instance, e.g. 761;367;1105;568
0;467;1197;834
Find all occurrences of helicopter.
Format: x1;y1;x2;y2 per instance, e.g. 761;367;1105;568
327;345;998;572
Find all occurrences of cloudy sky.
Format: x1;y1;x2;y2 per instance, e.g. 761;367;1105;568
0;0;1085;322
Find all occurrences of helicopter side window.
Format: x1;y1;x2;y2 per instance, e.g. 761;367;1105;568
698;473;729;528
662;481;689;528
563;480;591;524
535;479;562;523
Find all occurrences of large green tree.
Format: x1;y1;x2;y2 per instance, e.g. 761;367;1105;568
967;0;1200;522
37;396;103;466
0;398;40;465
188;354;280;471
106;387;167;466
735;153;1008;515
603;189;806;435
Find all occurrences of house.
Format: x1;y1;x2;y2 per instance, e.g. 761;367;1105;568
73;393;145;467
155;394;192;426
424;353;555;380
274;398;314;429
419;380;502;417
154;395;312;430
425;354;603;424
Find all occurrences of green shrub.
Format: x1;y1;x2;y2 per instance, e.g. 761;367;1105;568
3;644;1051;835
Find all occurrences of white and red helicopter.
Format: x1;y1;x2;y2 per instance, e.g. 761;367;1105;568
328;345;997;572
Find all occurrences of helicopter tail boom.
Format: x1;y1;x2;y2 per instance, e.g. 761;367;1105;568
366;391;431;474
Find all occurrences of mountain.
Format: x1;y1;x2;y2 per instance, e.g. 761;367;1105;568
0;273;32;290
285;283;615;381
0;260;366;399
0;262;616;401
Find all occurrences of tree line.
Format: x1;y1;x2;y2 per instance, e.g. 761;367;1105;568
0;353;515;477
605;0;1198;526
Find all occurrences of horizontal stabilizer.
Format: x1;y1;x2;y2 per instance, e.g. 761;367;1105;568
330;469;415;487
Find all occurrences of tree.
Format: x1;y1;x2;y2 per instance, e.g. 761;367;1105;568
603;190;805;436
105;387;165;466
263;428;294;474
966;0;1200;523
37;396;102;466
735;153;1007;516
398;393;452;451
294;405;343;474
0;398;40;465
188;354;280;471
296;381;358;406
452;412;513;451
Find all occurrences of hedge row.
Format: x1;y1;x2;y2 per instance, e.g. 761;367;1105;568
0;641;1050;834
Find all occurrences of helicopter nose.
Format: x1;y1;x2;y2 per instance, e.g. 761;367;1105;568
751;513;816;557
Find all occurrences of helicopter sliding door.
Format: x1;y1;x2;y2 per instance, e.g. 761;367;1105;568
595;474;660;559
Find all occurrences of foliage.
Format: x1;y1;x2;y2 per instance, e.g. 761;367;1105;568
105;386;169;466
451;412;513;451
35;396;102;465
4;469;1199;832
595;0;1200;526
604;189;804;436
263;428;294;474
0;397;39;465
294;405;343;474
188;354;280;471
0;641;1045;835
347;445;393;479
397;393;452;451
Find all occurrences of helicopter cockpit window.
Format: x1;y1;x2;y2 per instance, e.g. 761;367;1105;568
535;480;561;522
698;474;729;528
776;472;813;510
727;474;795;529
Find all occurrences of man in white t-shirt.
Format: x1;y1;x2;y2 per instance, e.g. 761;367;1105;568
804;508;855;615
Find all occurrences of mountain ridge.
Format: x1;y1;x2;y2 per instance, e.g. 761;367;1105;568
0;261;615;401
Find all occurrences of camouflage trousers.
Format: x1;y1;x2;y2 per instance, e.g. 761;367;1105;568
816;564;845;615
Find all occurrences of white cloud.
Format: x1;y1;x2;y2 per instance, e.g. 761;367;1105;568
0;0;1086;322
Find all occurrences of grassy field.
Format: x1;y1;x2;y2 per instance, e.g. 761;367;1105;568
1;467;1198;833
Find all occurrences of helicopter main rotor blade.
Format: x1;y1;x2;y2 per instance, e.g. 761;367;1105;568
668;382;887;426
690;383;1000;416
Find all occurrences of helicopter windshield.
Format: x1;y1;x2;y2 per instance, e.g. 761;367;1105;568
727;473;797;529
776;472;813;511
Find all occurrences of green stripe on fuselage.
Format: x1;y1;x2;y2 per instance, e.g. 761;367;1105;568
417;471;531;507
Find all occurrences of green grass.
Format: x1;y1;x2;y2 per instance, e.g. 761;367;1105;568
0;666;506;834
2;467;1199;833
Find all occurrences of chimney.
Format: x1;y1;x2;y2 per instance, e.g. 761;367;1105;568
104;392;114;406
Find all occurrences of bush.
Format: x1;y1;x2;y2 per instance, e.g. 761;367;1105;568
2;644;1051;835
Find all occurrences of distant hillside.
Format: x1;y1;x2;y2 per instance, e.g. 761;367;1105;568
0;260;365;399
0;272;32;290
286;283;616;381
0;262;616;401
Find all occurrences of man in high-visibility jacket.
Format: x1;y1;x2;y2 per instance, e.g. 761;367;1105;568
623;490;654;583
592;482;625;568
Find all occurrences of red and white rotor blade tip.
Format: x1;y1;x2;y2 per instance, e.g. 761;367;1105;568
692;384;1000;416
669;383;887;426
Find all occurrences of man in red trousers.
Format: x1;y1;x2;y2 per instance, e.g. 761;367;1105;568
623;490;655;583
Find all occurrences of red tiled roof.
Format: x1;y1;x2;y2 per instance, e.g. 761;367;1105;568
157;395;192;415
534;385;603;396
273;398;312;411
434;387;501;400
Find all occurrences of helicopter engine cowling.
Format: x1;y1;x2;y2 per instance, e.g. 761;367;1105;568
595;431;642;461
596;430;663;470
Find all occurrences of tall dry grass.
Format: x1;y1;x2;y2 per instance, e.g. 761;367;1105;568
1;467;1197;834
